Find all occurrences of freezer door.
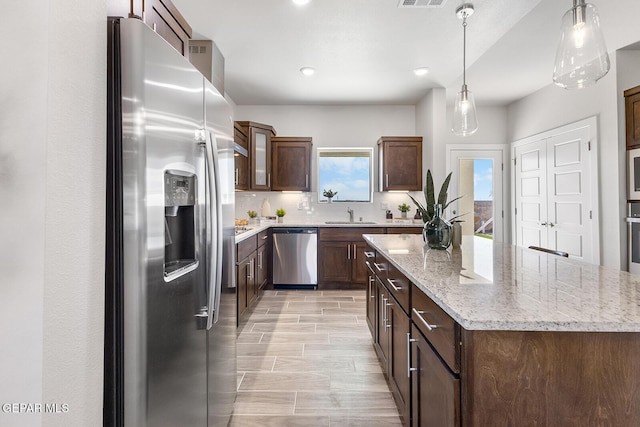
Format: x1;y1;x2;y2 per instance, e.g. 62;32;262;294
118;18;208;427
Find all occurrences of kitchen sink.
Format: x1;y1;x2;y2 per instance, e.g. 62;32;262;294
324;221;377;224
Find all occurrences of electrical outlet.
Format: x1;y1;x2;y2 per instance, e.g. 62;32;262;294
380;202;388;211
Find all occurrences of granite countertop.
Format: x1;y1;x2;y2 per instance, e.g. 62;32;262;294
363;234;640;333
234;220;422;243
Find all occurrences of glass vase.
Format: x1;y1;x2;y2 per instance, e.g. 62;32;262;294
423;204;452;250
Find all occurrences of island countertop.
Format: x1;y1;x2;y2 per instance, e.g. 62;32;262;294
363;234;640;332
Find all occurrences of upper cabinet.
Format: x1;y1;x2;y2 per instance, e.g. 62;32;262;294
233;122;249;191
235;121;276;191
625;85;640;150
109;0;192;57
378;136;423;191
271;137;312;191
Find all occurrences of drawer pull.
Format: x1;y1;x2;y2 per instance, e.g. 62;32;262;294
412;308;437;332
407;333;418;378
364;251;375;259
373;262;386;272
387;278;402;292
261;235;268;240
385;301;392;328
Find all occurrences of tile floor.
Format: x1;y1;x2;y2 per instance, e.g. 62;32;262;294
229;289;403;427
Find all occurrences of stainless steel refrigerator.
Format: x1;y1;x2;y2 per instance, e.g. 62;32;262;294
105;17;236;427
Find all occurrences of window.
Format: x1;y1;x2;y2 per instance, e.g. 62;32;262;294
317;148;373;203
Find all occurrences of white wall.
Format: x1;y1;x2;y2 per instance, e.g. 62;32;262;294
0;2;106;427
234;105;425;223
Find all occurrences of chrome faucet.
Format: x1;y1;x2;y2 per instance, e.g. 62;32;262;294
347;207;354;223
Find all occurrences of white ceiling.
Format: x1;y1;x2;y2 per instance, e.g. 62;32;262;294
172;0;638;107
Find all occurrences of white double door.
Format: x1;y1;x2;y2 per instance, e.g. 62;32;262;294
513;119;599;263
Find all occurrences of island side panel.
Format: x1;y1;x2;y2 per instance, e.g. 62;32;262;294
461;329;640;427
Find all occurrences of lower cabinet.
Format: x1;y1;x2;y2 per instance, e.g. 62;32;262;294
411;324;460;427
318;228;384;285
236;230;270;324
368;249;460;427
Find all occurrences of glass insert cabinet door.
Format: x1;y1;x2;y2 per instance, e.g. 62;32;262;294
250;127;272;190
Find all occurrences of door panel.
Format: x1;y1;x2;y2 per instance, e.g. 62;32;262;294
513;121;597;263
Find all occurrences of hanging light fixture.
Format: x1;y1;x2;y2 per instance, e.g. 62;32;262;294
553;0;610;89
452;3;478;137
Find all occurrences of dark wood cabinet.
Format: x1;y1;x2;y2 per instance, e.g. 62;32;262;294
236;235;258;324
271;137;312;191
376;277;391;368
388;295;411;425
378;136;423;191
318;228;384;286
235;121;276;191
236;253;254;323
411;324;460;427
110;0;192;57
625;85;640;149
255;230;270;291
365;252;378;338
234;122;249;191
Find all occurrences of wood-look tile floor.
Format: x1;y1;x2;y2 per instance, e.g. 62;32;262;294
230;289;403;427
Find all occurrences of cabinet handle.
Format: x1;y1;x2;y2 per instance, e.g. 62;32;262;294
347;244;351;260
369;276;375;298
385;173;389;188
380;294;386;326
541;222;548;226
258;252;262;269
364;251;375;259
549;222;555;227
407;333;418;378
387;278;402;292
261;235;268;240
353;244;357;260
235;168;239;185
385;301;392;329
268;173;271;188
305;174;309;188
246;263;251;282
412;308;437;332
373;262;385;272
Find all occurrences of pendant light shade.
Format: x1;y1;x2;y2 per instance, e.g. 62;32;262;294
553;0;610;89
452;84;478;137
452;3;478;137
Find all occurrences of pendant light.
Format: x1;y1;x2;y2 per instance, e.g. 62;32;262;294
452;3;478;137
553;0;610;89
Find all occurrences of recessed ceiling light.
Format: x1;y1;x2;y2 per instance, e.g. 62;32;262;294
413;67;429;76
300;67;315;76
292;0;311;5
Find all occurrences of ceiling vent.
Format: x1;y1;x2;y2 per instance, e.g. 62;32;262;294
397;0;448;7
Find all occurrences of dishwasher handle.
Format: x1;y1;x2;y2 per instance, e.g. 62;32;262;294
272;228;318;234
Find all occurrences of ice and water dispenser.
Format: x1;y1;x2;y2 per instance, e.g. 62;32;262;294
164;170;198;280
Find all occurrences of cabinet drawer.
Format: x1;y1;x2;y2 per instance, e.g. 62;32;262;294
411;284;460;373
237;235;257;262
386;263;410;315
363;245;376;271
257;230;269;247
319;227;384;241
371;252;388;281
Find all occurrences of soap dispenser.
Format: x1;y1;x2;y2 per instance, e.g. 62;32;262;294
385;209;392;222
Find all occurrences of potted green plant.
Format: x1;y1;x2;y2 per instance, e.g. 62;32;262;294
408;170;463;223
247;210;258;223
323;189;338;203
275;208;286;223
398;202;411;218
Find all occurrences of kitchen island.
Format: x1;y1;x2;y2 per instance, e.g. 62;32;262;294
363;233;640;426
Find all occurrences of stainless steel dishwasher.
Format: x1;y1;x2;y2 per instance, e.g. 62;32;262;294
272;228;318;289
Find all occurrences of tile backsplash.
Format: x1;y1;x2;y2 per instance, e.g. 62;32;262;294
235;191;424;223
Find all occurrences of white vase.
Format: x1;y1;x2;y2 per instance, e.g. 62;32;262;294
277;217;284;223
327;198;333;204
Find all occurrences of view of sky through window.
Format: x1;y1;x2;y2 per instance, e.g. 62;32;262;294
474;159;493;201
318;149;372;202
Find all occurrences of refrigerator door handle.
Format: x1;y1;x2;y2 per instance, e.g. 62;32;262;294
204;129;224;329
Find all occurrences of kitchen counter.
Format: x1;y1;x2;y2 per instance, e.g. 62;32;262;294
363;233;640;332
234;221;421;243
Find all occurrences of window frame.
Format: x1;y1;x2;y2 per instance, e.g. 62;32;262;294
316;147;374;204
